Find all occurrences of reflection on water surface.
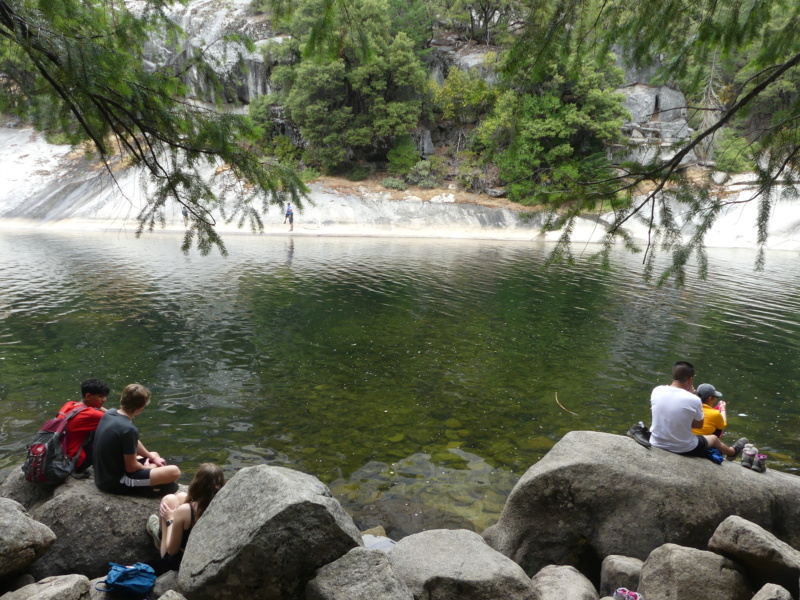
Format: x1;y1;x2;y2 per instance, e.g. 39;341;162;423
2;230;800;535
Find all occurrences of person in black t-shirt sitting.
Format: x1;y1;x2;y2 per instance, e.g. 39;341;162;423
93;383;180;495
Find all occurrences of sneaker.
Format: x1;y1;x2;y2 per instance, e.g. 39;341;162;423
726;437;748;461
146;514;161;549
741;446;757;469
613;589;630;600
752;454;768;473
627;593;643;600
627;422;652;448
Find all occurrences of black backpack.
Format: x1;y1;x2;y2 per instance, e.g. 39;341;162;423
21;406;88;484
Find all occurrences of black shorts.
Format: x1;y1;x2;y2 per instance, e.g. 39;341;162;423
679;435;709;458
100;470;179;497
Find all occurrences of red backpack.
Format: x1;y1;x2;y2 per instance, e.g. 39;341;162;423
21;406;88;484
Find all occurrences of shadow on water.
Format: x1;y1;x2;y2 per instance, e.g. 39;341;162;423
2;230;800;533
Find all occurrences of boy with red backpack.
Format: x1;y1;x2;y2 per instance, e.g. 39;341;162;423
22;378;110;484
57;378;110;472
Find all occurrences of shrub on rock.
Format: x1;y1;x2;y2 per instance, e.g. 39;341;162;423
178;465;362;600
0;498;56;579
388;528;536;600
639;543;751;600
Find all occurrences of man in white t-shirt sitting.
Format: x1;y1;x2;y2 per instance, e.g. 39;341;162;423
650;361;746;459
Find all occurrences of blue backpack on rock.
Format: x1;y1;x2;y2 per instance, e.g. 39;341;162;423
95;562;156;598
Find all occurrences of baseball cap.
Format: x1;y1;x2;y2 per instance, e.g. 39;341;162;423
696;383;722;399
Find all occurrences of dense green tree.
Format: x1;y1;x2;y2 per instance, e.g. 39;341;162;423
476;60;627;207
267;0;428;171
436;0;522;44
386;0;434;55
432;66;498;124
505;0;800;278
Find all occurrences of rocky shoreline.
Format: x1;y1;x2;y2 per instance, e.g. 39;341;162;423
4;125;800;254
2;431;800;599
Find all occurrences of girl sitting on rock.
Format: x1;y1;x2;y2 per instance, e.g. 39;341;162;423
146;463;225;573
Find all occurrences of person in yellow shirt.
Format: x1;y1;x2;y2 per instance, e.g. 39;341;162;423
692;383;727;437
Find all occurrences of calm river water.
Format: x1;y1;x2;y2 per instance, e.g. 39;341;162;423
2;230;800;536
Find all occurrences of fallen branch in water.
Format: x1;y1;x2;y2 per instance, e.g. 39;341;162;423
555;392;579;416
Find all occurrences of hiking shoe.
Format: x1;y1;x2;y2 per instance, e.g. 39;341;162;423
726;437;748;461
626;422;652;448
751;454;768;473
146;514;161;549
741;446;757;469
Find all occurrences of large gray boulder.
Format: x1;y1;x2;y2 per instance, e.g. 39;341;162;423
1;574;90;600
483;431;800;579
138;0;278;104
530;565;598;600
619;84;687;124
638;544;751;600
0;498;56;578
305;546;413;600
178;465;362;600
599;555;642;597
388;529;536;600
708;515;800;597
27;477;162;579
152;570;180;600
0;468;57;512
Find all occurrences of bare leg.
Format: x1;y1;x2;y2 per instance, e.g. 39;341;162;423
158;492;187;557
150;464;181;485
705;435;745;458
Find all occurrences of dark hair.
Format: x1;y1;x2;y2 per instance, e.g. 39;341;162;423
187;463;225;519
81;378;110;397
672;361;695;382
